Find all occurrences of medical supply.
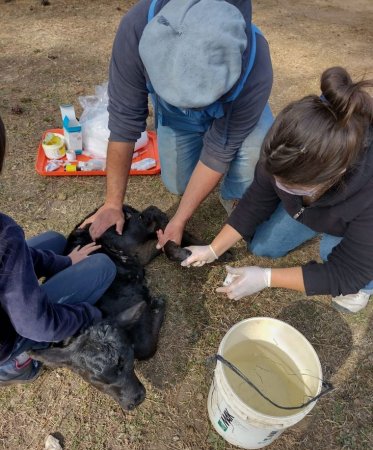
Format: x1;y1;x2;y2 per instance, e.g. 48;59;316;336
60;104;83;154
131;158;156;171
65;164;77;172
66;150;77;162
79;159;106;171
223;272;239;286
42;132;66;159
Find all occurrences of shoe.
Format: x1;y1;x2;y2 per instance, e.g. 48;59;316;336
331;291;370;313
0;358;43;387
219;194;239;216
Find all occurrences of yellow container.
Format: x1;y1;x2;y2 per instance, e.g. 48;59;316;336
42;132;66;159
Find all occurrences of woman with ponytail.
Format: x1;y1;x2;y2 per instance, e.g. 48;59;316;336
182;67;373;313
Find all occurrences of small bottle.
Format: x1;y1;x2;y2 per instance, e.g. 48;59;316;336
85;159;106;171
66;150;76;162
131;158;156;170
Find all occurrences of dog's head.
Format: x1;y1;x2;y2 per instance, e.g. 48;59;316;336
32;302;147;411
138;206;169;233
95;206;168;257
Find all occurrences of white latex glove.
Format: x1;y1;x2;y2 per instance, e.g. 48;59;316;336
216;265;271;300
180;245;218;267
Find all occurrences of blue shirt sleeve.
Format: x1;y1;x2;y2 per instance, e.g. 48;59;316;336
29;247;71;279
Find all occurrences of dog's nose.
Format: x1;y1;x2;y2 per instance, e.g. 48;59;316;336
134;389;146;406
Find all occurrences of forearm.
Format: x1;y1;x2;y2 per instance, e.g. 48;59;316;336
210;224;242;257
173;161;223;225
271;267;305;292
105;141;135;208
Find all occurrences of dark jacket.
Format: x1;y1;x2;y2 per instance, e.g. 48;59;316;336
0;214;101;364
227;129;373;297
107;0;273;174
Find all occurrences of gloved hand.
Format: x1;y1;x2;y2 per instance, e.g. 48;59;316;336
180;245;218;267
216;265;271;300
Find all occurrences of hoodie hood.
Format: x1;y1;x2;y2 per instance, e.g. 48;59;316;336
139;0;248;108
226;0;252;22
147;0;254;105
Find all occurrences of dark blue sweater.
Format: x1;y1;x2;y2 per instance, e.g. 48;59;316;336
0;213;101;364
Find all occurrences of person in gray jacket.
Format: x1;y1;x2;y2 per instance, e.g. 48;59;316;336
82;0;273;247
182;67;373;314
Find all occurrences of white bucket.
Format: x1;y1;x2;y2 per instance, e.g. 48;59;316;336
208;317;323;449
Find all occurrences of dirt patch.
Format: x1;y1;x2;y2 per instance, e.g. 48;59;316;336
0;1;372;449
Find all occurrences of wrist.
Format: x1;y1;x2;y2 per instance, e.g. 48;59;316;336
171;213;189;227
103;201;123;211
263;268;271;287
209;244;219;260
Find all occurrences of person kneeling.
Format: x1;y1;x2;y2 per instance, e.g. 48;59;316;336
182;67;373;314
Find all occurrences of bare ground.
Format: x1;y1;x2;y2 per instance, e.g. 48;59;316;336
0;1;372;449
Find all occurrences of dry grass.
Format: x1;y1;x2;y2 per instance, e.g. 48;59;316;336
0;1;372;449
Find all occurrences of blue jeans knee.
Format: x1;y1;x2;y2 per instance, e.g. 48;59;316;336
41;253;117;306
249;203;318;258
27;231;67;254
319;234;343;261
157;103;273;198
250;241;290;259
157;124;204;195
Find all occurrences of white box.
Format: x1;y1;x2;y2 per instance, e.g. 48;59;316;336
60;104;82;154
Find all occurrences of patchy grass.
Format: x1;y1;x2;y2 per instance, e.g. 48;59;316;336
0;1;372;449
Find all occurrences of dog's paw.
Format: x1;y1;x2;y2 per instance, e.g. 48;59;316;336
163;241;192;262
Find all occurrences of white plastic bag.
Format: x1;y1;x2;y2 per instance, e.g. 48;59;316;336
79;82;148;158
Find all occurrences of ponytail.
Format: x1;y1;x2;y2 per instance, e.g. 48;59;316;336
262;67;373;185
321;67;373;125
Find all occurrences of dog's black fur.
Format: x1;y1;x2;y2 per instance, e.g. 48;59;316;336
31;205;205;410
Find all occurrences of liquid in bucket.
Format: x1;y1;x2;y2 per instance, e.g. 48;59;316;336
208;317;323;449
223;340;311;417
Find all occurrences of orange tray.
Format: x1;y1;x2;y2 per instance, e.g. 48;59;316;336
35;129;161;176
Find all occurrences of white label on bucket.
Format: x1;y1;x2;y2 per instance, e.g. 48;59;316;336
258;430;282;446
208;381;284;448
217;408;235;432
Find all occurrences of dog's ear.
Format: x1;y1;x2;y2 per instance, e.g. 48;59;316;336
30;346;73;366
116;302;146;328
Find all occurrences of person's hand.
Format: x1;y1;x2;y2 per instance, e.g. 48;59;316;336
216;265;271;300
156;219;185;249
68;242;102;265
79;205;125;240
181;245;218;267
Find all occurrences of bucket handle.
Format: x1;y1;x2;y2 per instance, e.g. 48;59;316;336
215;354;334;411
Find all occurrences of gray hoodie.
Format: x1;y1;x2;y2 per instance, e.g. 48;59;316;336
108;0;273;173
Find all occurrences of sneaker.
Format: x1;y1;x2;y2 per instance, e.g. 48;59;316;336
0;358;43;387
331;291;370;314
219;194;239;216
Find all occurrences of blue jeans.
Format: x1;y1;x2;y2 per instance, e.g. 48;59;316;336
0;231;116;380
157;103;274;199
249;204;373;293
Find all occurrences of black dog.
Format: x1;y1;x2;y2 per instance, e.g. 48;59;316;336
31;205;200;410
